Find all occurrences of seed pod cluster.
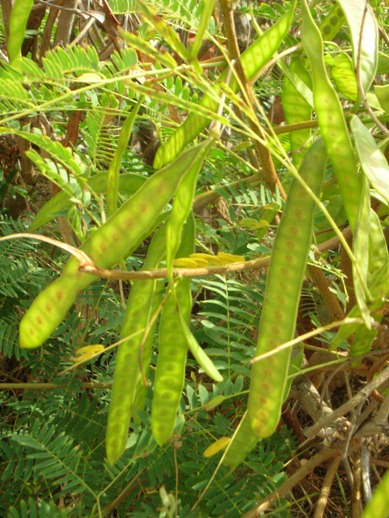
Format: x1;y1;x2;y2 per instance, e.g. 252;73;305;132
19;142;209;349
106;225;167;465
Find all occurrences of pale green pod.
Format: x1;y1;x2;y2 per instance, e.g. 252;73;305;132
152;215;195;445
152;278;192;446
222;347;303;470
301;0;362;232
319;3;344;40
222;411;258;471
106;225;167;465
282;55;312;168
247;138;327;437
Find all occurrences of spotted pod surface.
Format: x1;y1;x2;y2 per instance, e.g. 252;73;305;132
152;214;195;445
247;138;327;437
319;3;344;40
19;142;209;349
282;55;312;168
151;278;192;445
106;226;167;465
301;0;362;232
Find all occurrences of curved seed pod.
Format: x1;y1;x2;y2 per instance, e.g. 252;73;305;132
8;0;34;64
282;55;312;168
188;0;216;60
151;216;195;446
247;138;327;437
327;51;358;102
19;141;210;349
154;1;297;169
301;0;362;232
106;226;167;465
106;104;141;216
222;347;303;469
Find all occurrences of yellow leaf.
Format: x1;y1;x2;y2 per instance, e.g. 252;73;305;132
173;258;200;267
203;437;231;458
73;345;104;363
190;253;223;265
217;252;245;264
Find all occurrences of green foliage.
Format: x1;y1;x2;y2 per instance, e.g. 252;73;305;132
1;0;388;515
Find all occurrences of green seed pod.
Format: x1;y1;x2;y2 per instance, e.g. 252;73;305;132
151;215;195;445
106;225;167;465
282;55;312;168
19;141;210;349
301;0;362;232
247;138;327;437
222;411;259;471
319;3;344;40
154;1;297;169
152;278;192;446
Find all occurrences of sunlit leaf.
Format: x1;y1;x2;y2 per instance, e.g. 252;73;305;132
375;85;389;113
203;437;231;458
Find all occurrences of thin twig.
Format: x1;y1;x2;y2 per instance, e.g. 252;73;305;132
241;447;342;517
250;318;363;364
0;382;112;390
303;365;389;441
361;444;372;503
0;232;94;266
77;225;352;282
351;452;363;517
218;0;286;197
314;455;342;518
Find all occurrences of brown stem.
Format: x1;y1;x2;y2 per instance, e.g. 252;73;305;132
241;447;341;517
351;453;363;518
218;0;286;198
308;264;345;322
77;226;352;282
102;470;146;517
314;455;342;518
